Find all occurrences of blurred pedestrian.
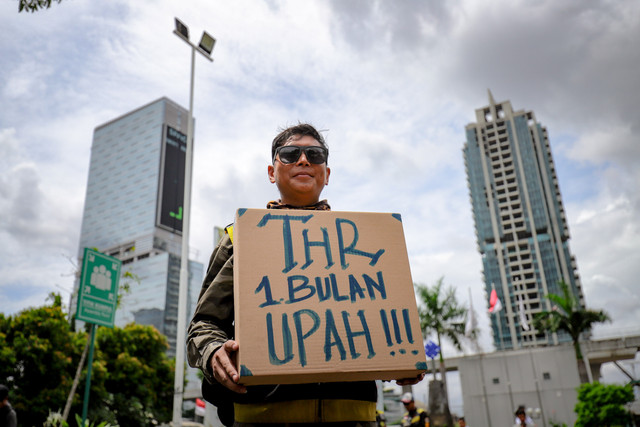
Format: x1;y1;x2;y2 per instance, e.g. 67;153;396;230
401;392;428;427
513;405;535;427
458;415;469;426
0;385;17;427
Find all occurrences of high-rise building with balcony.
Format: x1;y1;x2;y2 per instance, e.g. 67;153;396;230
74;97;203;358
463;92;585;350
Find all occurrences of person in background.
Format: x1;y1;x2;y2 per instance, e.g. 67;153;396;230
401;392;428;427
0;385;17;427
458;415;468;426
376;408;387;427
513;405;535;427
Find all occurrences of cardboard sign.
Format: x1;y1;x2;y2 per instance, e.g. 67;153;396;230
234;209;427;385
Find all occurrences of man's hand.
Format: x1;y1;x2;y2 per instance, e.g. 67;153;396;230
396;372;425;386
211;340;247;394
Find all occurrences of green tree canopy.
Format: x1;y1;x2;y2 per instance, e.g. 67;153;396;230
574;382;634;427
94;323;174;425
0;294;85;426
0;294;174;426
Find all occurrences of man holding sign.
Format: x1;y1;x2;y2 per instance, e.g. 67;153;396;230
187;123;424;425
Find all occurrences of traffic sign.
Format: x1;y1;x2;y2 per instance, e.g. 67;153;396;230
76;248;121;327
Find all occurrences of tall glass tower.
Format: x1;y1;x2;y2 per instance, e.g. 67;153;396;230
74;97;203;358
463;92;585;350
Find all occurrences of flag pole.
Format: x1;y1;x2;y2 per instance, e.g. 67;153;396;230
466;287;481;354
81;324;97;425
517;294;530;349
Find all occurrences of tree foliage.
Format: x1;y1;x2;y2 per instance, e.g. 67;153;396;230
0;294;84;426
415;277;462;427
18;0;62;13
0;294;174;426
532;280;611;382
533;280;610;361
415;277;467;363
94;323;174;425
574;382;634;427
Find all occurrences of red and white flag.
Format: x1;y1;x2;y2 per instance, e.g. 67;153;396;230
489;288;503;313
195;398;206;417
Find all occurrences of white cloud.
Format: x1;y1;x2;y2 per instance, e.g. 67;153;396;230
567;187;640;333
569;126;639;168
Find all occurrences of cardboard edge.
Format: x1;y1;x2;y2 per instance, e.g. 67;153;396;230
239;368;426;386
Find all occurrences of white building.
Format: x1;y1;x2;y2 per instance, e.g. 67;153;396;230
459;345;580;427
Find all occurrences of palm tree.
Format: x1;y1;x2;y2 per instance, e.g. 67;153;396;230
532;280;610;383
415;277;467;383
415;277;467;427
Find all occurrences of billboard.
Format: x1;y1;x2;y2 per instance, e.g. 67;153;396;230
157;125;187;233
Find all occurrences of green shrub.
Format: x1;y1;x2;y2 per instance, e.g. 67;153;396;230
574;382;634;427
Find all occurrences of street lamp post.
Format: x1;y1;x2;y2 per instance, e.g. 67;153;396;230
172;17;215;427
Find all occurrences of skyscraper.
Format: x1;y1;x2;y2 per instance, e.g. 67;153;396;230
463;92;585;350
75;97;203;358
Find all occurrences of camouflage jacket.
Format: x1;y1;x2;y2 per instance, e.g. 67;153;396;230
187;229;234;384
185;201;377;409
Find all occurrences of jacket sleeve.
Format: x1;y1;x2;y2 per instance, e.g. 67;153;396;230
187;233;235;383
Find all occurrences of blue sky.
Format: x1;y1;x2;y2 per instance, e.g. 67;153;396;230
2;0;640;409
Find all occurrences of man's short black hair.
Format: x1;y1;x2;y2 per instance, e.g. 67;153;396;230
0;384;9;400
271;123;328;164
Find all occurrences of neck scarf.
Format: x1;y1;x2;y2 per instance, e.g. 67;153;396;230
266;199;331;211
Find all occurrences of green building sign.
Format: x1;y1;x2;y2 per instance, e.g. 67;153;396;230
76;248;121;327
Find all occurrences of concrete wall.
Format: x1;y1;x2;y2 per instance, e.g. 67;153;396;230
459;345;580;427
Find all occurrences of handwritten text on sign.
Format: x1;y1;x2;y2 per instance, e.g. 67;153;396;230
235;209;426;379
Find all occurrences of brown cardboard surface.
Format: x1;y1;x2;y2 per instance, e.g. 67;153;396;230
233;209;427;385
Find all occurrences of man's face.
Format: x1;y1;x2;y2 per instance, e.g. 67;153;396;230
268;135;330;206
403;400;415;411
517;413;526;422
458;419;466;427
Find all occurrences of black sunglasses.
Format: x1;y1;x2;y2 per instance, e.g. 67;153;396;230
273;145;328;165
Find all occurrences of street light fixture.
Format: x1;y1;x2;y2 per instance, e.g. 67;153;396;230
171;17;215;427
174;18;216;60
174;18;189;41
199;32;216;56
